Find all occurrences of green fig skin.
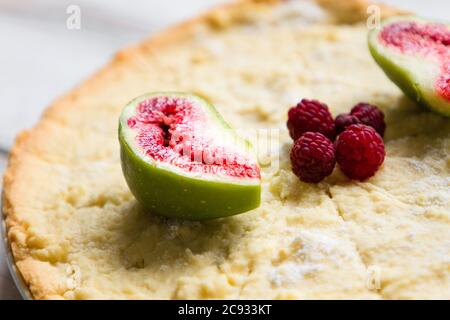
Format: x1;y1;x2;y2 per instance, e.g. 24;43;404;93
119;93;261;220
368;16;450;117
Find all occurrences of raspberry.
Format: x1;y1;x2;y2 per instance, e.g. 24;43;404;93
290;132;336;183
335;124;385;181
335;113;361;135
287;99;335;141
350;103;386;137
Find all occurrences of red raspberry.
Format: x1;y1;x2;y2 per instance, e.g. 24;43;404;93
350;103;386;137
335;113;361;135
287;99;335;141
335;124;385;181
290;132;336;183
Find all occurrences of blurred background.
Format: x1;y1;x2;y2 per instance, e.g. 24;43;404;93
0;0;449;300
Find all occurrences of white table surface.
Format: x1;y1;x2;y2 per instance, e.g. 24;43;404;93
0;0;448;300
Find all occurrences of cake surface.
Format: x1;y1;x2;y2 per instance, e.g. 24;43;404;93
3;0;450;299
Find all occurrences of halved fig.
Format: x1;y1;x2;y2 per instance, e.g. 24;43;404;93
119;93;261;220
369;16;450;116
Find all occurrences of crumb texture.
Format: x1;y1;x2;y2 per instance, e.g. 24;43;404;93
3;0;449;299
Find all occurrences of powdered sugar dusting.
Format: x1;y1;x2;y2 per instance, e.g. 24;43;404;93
270;229;357;286
409;175;450;208
270;262;322;287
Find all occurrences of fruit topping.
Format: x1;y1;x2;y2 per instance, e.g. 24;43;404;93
119;93;261;220
287;99;336;141
350;103;386;137
290;132;336;183
369;16;450;116
335;113;361;135
335;124;386;181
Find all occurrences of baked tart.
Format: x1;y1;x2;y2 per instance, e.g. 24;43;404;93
3;0;450;299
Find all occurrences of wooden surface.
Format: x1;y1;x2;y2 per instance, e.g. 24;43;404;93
0;0;448;300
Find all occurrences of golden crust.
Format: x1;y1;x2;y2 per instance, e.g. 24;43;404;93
2;0;432;300
316;0;409;22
